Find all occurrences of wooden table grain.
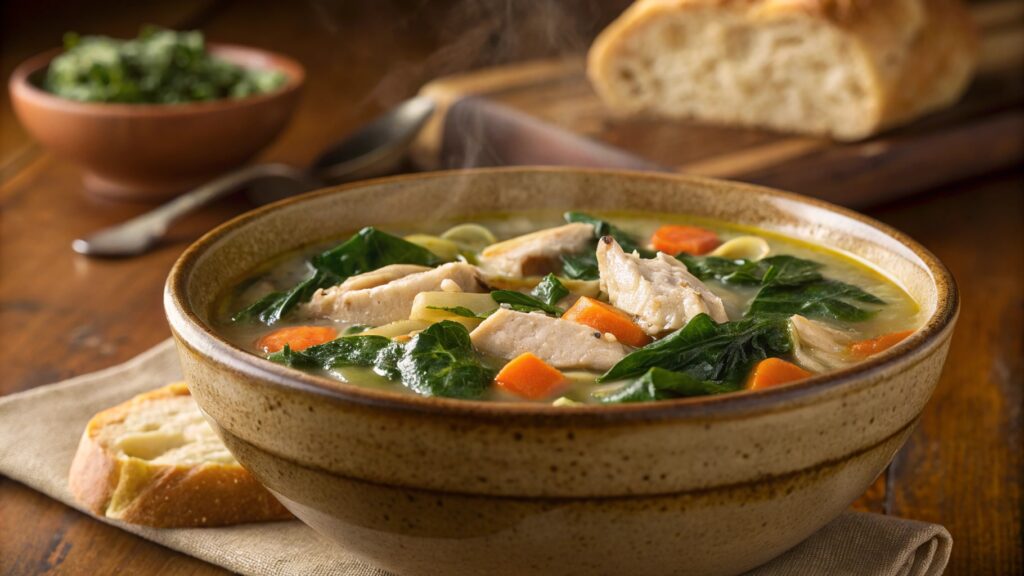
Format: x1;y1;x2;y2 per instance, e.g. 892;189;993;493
1;1;1020;575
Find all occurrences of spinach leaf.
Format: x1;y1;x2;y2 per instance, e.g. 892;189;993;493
436;275;567;318
397;321;495;399
560;212;653;280
267;335;402;379
266;344;308;367
678;253;884;322
427;305;486;319
678;254;822;286
596;368;736;403
530;274;569;307
760;255;826;286
232;269;337;325
749;280;885;322
560;251;600;281
598;314;792;385
490;290;563;316
268;321;494;399
233;227;441;325
344;325;369;335
312;227;442;279
564;212;653;257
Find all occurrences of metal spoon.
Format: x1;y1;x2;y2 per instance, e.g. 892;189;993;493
73;96;436;257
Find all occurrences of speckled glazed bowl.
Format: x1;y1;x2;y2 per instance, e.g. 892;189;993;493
165;168;957;576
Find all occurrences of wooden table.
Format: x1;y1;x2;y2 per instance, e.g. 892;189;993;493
1;1;1020;574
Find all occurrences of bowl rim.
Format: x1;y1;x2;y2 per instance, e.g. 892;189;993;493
8;42;305;116
166;167;959;423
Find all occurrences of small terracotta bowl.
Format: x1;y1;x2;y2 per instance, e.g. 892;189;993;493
9;44;304;202
165;168;958;576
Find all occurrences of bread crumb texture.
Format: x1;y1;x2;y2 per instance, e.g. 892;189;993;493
68;382;292;527
588;0;976;140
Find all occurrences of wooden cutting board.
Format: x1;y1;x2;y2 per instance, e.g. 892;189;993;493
412;1;1024;208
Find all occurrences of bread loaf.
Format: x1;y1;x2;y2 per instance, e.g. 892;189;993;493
587;0;977;140
69;382;292;527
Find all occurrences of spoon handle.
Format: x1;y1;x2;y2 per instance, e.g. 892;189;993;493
72;163;307;257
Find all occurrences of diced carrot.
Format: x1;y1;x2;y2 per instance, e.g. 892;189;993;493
650;225;720;255
850;330;914;358
747;358;813;391
257;326;337;354
495;353;566;400
561;296;652;348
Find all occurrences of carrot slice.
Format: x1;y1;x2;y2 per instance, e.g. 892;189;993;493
561;296;652;348
257;326;338;354
850;330;914;358
495;353;566;400
747;358;813;391
650;225;719;255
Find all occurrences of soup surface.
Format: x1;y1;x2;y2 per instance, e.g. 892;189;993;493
214;211;921;404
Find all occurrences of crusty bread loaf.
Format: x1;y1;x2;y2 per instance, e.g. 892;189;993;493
587;0;977;140
69;382;292;527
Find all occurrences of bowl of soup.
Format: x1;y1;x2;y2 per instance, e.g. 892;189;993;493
165;168;957;576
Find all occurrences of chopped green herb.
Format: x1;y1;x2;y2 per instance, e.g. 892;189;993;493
45;26;286;104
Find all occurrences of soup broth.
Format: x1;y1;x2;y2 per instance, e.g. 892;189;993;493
214;211;921;404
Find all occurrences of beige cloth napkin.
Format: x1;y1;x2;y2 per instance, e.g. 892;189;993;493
0;340;951;576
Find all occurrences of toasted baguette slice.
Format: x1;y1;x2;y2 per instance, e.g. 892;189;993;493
69;382;292;527
588;0;977;140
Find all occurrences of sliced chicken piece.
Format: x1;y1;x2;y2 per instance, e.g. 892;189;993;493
305;262;484;326
596;237;728;335
334;264;432;292
478;222;594;277
470;309;628;371
789;315;855;372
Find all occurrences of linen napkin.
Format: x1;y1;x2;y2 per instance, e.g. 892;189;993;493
0;340;952;576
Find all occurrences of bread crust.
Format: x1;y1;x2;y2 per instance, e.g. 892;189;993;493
588;0;977;140
68;382;292;528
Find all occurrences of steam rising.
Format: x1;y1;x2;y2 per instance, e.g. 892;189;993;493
307;0;630;223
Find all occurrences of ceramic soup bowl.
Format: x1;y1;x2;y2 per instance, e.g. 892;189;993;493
165;168;957;576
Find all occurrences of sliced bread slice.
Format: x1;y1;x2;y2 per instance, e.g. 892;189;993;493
69;382;292;527
587;0;977;140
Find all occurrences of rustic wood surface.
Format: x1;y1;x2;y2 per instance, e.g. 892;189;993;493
0;1;1020;575
414;0;1024;208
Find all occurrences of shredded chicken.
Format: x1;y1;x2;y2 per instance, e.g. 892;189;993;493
470;308;628;371
596;237;728;335
332;264;431;292
478;222;594;277
306;262;484;326
789;315;855;372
